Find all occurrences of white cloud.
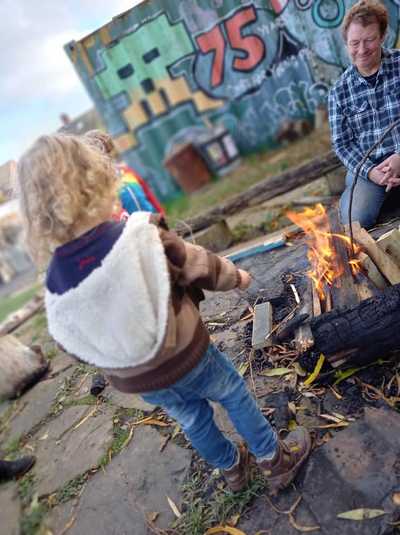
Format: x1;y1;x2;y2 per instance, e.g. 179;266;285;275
0;0;146;162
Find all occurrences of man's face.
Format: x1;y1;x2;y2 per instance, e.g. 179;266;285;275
346;22;384;75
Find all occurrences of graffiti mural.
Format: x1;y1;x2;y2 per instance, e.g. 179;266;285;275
65;0;400;201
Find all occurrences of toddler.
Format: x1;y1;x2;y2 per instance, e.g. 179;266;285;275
16;133;311;494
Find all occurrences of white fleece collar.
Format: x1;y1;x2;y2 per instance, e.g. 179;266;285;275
45;212;170;369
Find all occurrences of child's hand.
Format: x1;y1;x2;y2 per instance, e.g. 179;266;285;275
238;269;252;290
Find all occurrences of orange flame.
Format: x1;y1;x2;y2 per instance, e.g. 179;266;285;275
287;204;360;301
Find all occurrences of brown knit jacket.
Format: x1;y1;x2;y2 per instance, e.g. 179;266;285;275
103;221;242;393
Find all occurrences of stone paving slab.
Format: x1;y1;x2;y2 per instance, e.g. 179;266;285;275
4;368;75;443
32;405;113;496
45;499;77;535
302;407;400;535
240;490;321;534
107;388;154;412
45;426;191;535
0;482;20;535
48;354;76;378
0;400;11;419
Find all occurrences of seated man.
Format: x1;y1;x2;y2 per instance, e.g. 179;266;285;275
329;0;400;229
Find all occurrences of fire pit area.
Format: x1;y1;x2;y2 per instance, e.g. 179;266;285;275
199;209;400;533
268;205;400;371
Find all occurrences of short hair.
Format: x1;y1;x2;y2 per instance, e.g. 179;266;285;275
342;0;388;41
16;134;117;266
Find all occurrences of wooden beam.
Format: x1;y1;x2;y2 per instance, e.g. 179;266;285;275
328;210;360;309
295;279;314;353
358;252;388;290
311;282;322;316
175;150;342;235
377;229;400;266
252;302;273;350
351;223;400;285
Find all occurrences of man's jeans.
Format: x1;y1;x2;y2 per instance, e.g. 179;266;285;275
340;172;386;229
141;344;277;470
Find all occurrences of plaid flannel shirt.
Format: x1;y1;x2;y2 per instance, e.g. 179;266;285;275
328;48;400;181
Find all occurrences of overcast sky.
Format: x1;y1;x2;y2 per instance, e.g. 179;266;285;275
0;0;144;164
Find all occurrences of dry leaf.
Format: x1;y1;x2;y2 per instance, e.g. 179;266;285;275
38;432;49;441
288;513;320;532
204;526;248;535
146;511;159;522
288;419;297;431
303;354;325;386
73;406;97;430
313;422;349;429
337;508;386;520
328;385;343;400
166;495;181;518
171;423;181;439
288;402;297;416
259;367;292;377
134;417;169;427
319;413;345;424
237;362;249;376
228;513;240;526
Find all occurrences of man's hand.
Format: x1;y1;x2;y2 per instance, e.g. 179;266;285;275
375;154;400;191
376;154;400;176
368;166;387;185
238;269;252;290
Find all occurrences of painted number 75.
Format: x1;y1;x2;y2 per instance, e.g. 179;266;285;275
196;6;266;88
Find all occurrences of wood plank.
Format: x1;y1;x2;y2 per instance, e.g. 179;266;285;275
358;252;388;291
0;295;44;337
175;150;342;235
295;279;314;353
252;302;273;350
311;282;322;316
377;229;400;266
354;271;375;301
328;210;360;309
351;223;400;285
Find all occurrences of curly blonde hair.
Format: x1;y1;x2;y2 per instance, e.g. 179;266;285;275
16;134;118;266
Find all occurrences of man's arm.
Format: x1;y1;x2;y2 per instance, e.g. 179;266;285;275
328;90;375;181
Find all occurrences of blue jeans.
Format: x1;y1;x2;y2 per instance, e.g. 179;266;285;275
340;172;386;229
141;344;277;470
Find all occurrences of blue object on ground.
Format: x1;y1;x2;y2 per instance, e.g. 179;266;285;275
226;239;286;263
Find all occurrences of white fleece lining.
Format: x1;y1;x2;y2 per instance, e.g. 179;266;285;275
45;212;170;369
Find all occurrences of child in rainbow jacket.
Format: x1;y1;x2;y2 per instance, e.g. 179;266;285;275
16;133;311;494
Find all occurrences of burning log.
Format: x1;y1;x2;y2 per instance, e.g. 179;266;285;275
327;212;360;309
281;205;400;367
310;283;400;366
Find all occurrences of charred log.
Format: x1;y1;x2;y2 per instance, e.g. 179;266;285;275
310;282;400;365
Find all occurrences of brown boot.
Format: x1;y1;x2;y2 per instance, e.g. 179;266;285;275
222;444;252;492
258;427;311;496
